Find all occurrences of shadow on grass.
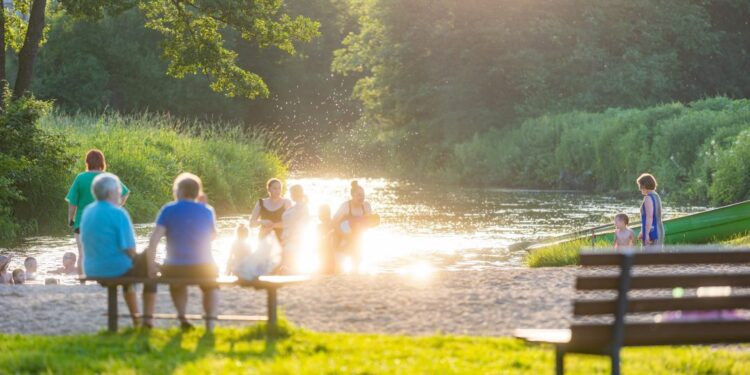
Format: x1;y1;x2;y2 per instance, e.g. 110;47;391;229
0;322;289;374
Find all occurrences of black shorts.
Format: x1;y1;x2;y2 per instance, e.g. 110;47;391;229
160;264;218;292
74;228;80;234
122;252;157;294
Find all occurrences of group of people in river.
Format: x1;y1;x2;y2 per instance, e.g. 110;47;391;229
0;255;37;284
40;149;379;330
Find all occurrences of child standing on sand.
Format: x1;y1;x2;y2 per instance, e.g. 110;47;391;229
613;213;634;249
227;224;251;276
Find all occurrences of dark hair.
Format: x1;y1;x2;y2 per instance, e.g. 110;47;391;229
614;213;629;225
350;180;364;196
85;149;106;171
174;172;202;199
12;269;23;278
236;224;249;238
63;252;76;261
267;178;282;190
637;173;657;190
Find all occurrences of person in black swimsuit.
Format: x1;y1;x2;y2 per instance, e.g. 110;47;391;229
249;178;292;241
332;181;377;272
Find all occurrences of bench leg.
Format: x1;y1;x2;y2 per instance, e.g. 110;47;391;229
107;285;118;333
555;346;565;375
611;350;621;375
266;287;278;339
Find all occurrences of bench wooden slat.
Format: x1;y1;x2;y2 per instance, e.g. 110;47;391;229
81;275;311;289
569;321;750;348
513;329;571;344
116;313;267;321
574;295;750;315
576;273;750;290
580;249;750;266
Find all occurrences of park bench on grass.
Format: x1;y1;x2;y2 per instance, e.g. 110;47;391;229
514;247;750;375
80;275;309;338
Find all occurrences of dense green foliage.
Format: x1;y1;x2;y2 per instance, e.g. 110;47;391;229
453;97;750;205
328;0;750;178
0;94;75;242
2;325;750;374
40;112;287;226
57;0;320;99
0;99;286;244
31;3;358;153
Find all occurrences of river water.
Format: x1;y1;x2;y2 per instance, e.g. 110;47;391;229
2;177;702;282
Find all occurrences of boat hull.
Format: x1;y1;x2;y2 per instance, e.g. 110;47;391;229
527;200;750;250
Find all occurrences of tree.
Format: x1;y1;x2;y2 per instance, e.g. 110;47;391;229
3;0;320;99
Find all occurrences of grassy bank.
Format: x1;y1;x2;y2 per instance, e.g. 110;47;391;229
1;325;749;374
527;234;750;268
38;112;287;226
1;100;287;244
452;97;750;205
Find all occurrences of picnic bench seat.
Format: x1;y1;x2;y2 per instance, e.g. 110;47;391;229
515;247;750;375
80;275;309;338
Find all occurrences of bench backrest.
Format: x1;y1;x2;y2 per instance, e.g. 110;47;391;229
573;247;750;347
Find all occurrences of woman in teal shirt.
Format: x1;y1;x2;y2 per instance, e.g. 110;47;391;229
65;149;129;274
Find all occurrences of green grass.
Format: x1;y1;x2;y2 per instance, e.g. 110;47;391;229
527;232;750;268
526;238;611;267
1;324;749;374
39;111;287;226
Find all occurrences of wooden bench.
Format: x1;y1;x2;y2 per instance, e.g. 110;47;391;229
80;275;309;338
515;247;750;375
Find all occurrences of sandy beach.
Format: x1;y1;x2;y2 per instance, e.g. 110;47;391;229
0;268;579;336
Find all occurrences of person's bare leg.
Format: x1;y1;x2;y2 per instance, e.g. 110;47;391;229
202;288;219;332
169;285;189;325
123;290;140;327
74;233;83;275
142;291;156;327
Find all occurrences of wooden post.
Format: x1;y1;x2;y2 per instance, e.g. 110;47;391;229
610;252;633;375
555;346;565;375
107;285;118;333
266;287;278;339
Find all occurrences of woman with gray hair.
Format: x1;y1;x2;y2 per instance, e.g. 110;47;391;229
80;173;156;328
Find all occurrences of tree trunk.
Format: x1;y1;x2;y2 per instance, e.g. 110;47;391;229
0;5;7;87
13;0;46;98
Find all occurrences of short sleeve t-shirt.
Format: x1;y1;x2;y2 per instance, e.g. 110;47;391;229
156;200;216;266
65;171;130;229
80;200;136;277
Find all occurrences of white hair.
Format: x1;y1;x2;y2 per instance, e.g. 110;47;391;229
92;173;121;201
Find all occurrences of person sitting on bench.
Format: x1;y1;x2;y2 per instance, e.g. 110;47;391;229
80;173;156;328
145;172;219;332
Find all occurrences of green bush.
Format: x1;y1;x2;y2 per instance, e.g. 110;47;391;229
451;97;750;204
0;94;76;243
40;112;287;225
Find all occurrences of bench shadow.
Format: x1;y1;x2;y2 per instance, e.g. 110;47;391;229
9;324;286;374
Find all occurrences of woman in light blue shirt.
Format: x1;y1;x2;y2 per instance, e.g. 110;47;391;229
80;173;155;328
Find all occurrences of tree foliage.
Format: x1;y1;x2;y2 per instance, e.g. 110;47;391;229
331;0;750;176
2;0;320;99
61;0;320;99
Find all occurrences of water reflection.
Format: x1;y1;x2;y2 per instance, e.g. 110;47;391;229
2;177;703;280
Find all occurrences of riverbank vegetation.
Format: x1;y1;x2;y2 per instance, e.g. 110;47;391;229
325;1;750;198
1;325;749;374
455;97;750;205
527;231;750;268
0;95;286;244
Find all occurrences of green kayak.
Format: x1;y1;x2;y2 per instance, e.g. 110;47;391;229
523;200;750;251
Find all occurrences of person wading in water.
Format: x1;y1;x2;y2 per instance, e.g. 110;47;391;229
249;178;292;242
